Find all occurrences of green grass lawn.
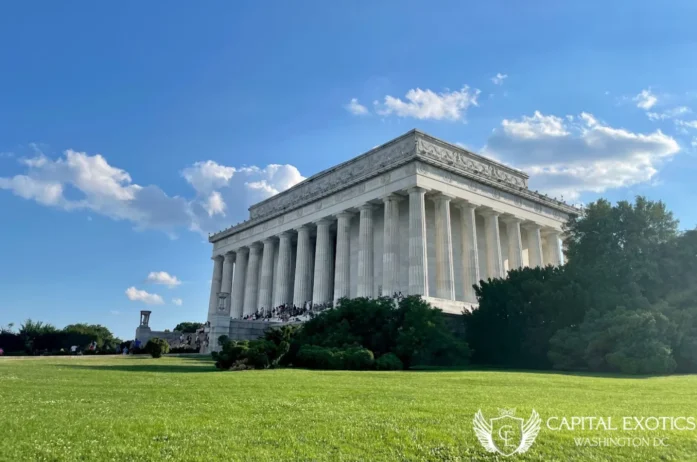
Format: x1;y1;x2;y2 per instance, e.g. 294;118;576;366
2;356;697;461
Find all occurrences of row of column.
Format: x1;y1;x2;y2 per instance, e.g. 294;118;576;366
208;187;564;317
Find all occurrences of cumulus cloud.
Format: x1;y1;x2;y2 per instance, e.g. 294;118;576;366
171;298;183;306
184;161;305;233
485;111;680;200
634;89;658;110
491;73;508;85
375;85;479;121
0;149;305;236
146;271;181;288
125;287;164;305
345;98;368;115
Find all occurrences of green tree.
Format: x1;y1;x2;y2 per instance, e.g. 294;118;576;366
465;266;587;369
174;322;204;333
548;197;687;373
63;324;118;349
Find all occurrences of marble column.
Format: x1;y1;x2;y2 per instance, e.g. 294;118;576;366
433;193;455;300
243;243;262;315
258;238;276;311
455;202;480;302
357;204;374;298
333;211;352;303
524;224;544;268
220;252;235;307
209;252;235;351
504;217;524;271
312;218;334;304
207;255;224;315
545;231;564;266
273;232;293;307
382;195;400;297
293;225;313;307
231;247;248;318
408;187;429;296
483;211;504;279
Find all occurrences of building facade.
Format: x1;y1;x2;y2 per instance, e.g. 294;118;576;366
205;130;579;344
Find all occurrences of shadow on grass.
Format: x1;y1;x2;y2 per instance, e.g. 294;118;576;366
170;354;214;362
60;362;217;374
409;365;661;379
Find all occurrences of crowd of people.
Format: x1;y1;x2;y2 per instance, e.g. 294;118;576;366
234;292;407;324
239;302;333;322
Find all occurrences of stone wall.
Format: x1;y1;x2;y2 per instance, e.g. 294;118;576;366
228;319;289;341
135;328;202;350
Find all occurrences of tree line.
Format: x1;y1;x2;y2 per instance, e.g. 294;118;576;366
0;321;122;355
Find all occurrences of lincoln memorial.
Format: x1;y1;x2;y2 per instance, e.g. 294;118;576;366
205;129;579;345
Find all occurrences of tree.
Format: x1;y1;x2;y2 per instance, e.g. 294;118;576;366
469;197;695;375
464;266;586;369
174;322;204;333
564;197;678;303
547;197;690;373
63;324;119;349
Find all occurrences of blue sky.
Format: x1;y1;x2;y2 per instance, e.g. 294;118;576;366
1;1;696;340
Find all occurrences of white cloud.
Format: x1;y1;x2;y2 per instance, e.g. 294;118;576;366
647;106;691;121
634;89;658;110
675;119;697;130
181;160;236;194
345;98;368;115
110;310;120;315
146;271;181;288
375;85;479;121
125;287;164;305
204;191;226;217
485;111;680;200
0;149;305;236
491;73;508;85
171;298;183;306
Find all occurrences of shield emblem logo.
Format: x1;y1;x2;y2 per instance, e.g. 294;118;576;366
490;415;524;456
473;409;541;457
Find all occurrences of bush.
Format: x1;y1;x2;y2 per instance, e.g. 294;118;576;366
289;296;470;369
345;347;374;370
376;353;403;370
214;338;290;370
145;338;170;358
295;345;375;370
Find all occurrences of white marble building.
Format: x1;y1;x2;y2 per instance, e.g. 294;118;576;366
205;130;579;343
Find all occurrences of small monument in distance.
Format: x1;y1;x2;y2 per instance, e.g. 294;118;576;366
135;310;152;342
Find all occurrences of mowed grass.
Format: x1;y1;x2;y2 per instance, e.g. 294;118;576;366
1;356;697;461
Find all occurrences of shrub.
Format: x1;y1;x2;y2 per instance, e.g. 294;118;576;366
214;338;290;370
289;296;470;369
376;353;403;370
344;347;374;370
145;338;170;358
295;345;375;370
